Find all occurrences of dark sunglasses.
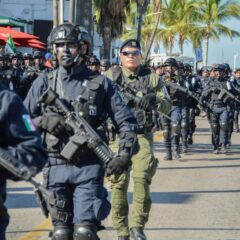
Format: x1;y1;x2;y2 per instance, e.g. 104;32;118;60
121;50;141;57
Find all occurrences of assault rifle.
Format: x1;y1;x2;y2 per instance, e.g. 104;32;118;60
165;81;213;114
0;148;54;218
216;87;240;105
38;88;115;167
118;82;171;120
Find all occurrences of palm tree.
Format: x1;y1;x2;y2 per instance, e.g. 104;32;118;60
195;0;240;65
93;0;130;58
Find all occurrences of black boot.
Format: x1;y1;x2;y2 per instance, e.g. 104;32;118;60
130;227;147;240
118;236;130;240
188;135;193;145
163;149;172;160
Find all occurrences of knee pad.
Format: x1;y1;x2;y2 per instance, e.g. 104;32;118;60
73;224;98;240
181;120;187;130
171;122;181;136
220;122;228;132
211;123;218;134
52;225;73;240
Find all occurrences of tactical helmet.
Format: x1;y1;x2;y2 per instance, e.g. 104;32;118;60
48;23;80;45
201;66;209;72
177;61;184;69
213;64;226;71
23;53;32;60
184;63;193;70
9;52;23;60
164;58;178;68
100;59;110;67
223;63;231;73
33;51;44;59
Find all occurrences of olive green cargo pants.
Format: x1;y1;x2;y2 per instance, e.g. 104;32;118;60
109;132;158;237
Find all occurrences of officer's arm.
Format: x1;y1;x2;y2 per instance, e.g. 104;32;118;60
1;90;47;174
150;73;172;115
24;75;48;117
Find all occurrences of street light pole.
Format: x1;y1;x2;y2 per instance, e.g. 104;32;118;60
234;54;239;71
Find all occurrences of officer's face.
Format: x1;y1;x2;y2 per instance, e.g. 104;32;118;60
164;65;177;76
202;71;209;77
235;71;240;79
0;60;3;67
55;41;79;67
120;47;141;71
12;58;19;67
24;59;30;66
155;67;163;76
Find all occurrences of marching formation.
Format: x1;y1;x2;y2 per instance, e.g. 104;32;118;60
0;23;240;240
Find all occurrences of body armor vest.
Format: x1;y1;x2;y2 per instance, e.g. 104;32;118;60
111;66;153;130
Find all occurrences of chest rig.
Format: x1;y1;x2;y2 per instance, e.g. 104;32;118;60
112;66;153;131
47;69;104;128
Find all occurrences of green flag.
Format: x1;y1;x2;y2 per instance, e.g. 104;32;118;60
5;35;16;54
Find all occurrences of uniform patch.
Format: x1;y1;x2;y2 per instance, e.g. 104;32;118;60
22;114;36;131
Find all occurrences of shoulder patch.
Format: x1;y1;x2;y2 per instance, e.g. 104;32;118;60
22;114;36;132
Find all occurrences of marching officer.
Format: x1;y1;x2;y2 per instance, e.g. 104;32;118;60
24;23;137;240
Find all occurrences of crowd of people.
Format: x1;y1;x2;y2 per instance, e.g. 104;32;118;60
0;22;240;240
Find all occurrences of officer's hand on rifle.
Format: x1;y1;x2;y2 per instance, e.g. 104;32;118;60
33;112;67;138
138;93;156;111
106;154;130;176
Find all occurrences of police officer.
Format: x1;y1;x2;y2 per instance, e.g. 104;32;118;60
0;83;47;240
201;64;231;153
24;23;137;240
87;55;101;73
161;58;184;159
33;50;46;71
106;39;171;240
233;68;240;132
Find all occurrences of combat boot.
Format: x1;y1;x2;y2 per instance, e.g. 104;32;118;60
221;145;227;154
163;149;172;160
188;135;193;145
213;147;220;154
130;227;147;240
172;146;181;160
118;236;130;240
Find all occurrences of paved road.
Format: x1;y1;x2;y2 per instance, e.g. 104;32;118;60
5;117;240;240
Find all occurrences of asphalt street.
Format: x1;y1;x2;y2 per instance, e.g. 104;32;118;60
5;117;240;240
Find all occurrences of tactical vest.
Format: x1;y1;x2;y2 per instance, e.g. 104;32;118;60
111;66;153;131
45;69;106;158
209;78;228;107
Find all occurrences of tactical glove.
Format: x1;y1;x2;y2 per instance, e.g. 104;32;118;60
33;112;66;138
138;93;156;111
106;154;130;176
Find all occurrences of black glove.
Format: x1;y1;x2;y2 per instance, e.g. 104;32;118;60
106;154;130;176
33;112;66;138
138;93;156;111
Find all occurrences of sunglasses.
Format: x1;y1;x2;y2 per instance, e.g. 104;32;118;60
121;50;141;57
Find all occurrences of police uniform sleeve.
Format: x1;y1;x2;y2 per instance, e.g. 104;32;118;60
149;73;171;115
24;74;48;117
0;89;47;174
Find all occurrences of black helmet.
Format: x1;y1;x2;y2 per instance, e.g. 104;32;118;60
9;52;22;60
213;64;226;71
48;23;80;45
100;59;110;67
33;51;43;59
177;61;184;69
23;53;32;60
201;66;209;72
223;63;231;73
164;58;178;68
184;63;193;70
